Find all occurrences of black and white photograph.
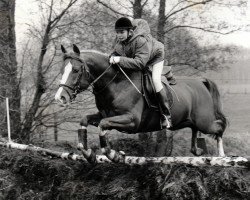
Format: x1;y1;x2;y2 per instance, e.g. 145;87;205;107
0;0;249;199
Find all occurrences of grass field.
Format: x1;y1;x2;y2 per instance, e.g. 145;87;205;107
220;93;250;156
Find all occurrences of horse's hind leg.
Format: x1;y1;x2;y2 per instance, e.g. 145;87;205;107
200;119;225;157
190;128;204;156
208;120;225;157
217;136;225;157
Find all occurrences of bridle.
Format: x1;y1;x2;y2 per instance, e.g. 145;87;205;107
59;55;118;100
59;56;87;100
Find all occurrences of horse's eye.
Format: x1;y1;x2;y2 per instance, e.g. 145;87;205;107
72;68;79;73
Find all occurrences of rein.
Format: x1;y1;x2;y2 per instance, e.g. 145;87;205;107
59;55;119;98
60;54;143;99
90;64;114;89
92;70;120;94
116;63;142;95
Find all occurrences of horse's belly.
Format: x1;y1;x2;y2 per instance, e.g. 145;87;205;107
137;109;162;132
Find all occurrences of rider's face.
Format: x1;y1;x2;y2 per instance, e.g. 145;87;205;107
116;29;131;42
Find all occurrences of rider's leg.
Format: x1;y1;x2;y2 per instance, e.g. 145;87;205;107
152;61;172;128
152;61;164;93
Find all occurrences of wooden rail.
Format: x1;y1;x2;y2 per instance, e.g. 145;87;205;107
0;140;249;168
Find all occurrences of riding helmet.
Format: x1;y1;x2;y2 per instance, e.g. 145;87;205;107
115;17;133;30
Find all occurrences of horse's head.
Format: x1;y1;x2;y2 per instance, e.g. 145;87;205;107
55;44;91;104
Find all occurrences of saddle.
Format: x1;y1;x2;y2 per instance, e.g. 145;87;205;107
142;66;176;110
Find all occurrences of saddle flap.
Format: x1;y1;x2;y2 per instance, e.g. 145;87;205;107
142;69;173;109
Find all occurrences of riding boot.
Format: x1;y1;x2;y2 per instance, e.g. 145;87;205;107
157;88;172;128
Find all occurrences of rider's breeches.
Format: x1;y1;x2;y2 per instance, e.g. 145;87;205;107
152;60;164;92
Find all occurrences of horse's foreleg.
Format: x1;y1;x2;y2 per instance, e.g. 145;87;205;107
78;112;103;164
98;114;136;163
80;112;103;127
190;129;204;156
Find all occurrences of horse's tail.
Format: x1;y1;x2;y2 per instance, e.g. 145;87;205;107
203;78;227;133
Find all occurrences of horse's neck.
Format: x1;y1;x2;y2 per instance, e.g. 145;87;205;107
82;51;142;99
83;52;116;92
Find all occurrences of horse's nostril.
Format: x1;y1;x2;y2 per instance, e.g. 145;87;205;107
61;96;67;104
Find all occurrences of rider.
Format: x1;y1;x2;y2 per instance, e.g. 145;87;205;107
110;17;172;128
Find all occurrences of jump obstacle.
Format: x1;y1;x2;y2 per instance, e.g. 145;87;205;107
0;139;249;168
2;98;250;168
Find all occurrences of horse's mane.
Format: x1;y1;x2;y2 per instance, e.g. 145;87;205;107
80;49;108;57
80;49;109;66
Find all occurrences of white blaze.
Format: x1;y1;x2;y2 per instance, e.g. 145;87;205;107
60;62;73;84
55;62;73;102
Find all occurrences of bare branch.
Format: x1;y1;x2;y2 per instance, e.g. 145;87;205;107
165;0;187;17
142;0;149;7
42;48;56;74
165;0;213;21
96;0;132;17
50;0;78;29
165;25;241;35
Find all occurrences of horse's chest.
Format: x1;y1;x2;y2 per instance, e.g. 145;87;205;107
95;97;117;115
95;90;136;115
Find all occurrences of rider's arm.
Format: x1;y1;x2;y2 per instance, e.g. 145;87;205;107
119;37;150;71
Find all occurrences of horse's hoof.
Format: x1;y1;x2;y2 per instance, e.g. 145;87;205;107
118;151;126;162
105;149;126;163
113;151;126;163
77;143;84;150
86;149;97;164
191;147;204;156
79;147;97;164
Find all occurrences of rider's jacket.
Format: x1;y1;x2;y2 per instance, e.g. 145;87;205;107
112;19;165;70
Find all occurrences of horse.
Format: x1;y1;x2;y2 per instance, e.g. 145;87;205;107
55;44;227;163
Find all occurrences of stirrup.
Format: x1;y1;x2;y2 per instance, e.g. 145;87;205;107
162;115;172;129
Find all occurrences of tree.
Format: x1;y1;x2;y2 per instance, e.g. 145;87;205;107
17;0;119;143
96;0;150;19
153;0;246;73
19;0;79;142
157;0;166;43
0;0;21;139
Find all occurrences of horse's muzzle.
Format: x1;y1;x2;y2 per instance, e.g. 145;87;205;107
55;87;71;104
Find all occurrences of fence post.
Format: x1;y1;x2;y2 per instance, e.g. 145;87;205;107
6;98;11;142
54;113;58;142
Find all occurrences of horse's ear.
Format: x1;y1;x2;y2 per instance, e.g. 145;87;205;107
73;44;80;55
61;45;67;53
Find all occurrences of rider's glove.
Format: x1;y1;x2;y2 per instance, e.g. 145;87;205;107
109;56;120;64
